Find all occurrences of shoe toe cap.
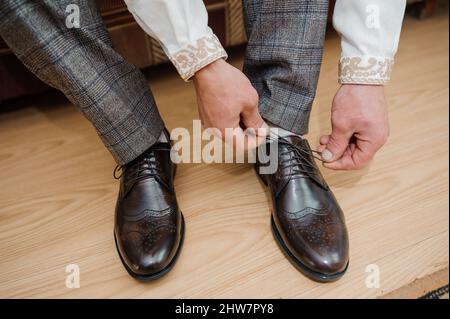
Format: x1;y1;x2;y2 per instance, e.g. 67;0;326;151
129;250;173;276
307;248;349;276
275;216;349;278
115;227;181;278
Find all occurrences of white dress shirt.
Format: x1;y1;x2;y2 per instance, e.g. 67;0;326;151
124;0;406;84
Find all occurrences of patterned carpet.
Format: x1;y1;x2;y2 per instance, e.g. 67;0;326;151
419;285;449;299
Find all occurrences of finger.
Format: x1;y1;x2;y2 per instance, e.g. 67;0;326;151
243;126;269;148
223;127;259;152
318;135;330;154
323;144;356;170
323;154;355;170
241;106;270;148
241;104;269;133
350;139;379;169
319;135;330;145
324;139;376;170
317;144;326;153
348;142;357;154
321;128;353;162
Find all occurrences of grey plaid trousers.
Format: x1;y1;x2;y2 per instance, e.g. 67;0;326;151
0;0;165;165
243;0;329;134
0;0;328;165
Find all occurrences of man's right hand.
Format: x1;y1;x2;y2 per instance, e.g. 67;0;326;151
193;59;268;150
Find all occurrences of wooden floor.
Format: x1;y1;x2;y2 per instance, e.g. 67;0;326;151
0;12;448;299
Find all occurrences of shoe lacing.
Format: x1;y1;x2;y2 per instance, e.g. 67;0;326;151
266;133;327;188
113;145;171;187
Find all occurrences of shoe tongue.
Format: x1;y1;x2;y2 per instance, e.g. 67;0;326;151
124;145;171;186
278;137;327;185
280;134;303;145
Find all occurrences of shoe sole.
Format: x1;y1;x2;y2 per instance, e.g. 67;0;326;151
114;212;185;282
271;215;348;283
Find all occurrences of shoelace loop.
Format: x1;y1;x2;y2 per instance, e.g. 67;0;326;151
113;146;171;184
265;134;327;187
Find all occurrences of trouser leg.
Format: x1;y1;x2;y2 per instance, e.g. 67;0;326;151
242;0;329;135
0;0;164;165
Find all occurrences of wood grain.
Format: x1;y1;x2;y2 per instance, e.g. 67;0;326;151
0;12;448;298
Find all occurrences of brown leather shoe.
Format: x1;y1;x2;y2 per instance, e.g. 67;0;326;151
113;130;184;281
256;135;349;282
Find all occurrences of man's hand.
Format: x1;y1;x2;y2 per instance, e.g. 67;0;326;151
318;84;390;170
193;59;268;150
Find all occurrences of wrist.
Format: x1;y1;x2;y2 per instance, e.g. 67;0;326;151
341;83;384;93
341;83;383;88
194;58;225;80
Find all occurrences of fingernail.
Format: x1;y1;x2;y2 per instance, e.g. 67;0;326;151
321;149;333;161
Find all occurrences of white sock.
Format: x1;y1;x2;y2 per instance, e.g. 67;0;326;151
158;130;169;143
267;122;303;140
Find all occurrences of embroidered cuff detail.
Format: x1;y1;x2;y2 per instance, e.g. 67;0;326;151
338;56;394;85
169;34;228;81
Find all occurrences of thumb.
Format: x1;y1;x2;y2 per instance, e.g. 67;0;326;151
321;128;352;162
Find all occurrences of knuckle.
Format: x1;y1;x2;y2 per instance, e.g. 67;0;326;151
332;115;349;130
353;159;368;170
359;118;372;129
362;152;375;165
347;113;371;129
373;130;389;146
247;87;259;105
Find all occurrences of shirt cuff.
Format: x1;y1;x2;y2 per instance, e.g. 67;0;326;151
168;33;228;81
338;56;394;85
